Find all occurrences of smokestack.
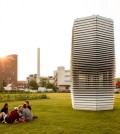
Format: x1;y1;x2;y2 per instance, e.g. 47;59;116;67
37;48;40;83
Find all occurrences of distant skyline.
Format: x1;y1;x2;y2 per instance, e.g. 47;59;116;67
0;0;120;80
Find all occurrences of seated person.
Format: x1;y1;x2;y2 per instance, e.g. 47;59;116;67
24;101;38;119
22;104;33;121
24;101;31;111
0;103;9;122
1;105;23;123
1;103;9;114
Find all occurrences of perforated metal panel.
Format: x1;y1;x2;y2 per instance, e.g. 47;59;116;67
71;15;115;110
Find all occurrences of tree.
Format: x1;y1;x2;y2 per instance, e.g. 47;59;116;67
46;83;58;92
38;78;57;92
39;78;48;87
29;80;38;90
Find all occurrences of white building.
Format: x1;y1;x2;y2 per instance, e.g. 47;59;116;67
54;66;71;91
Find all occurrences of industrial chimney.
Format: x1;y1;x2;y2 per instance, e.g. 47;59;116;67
37;48;40;83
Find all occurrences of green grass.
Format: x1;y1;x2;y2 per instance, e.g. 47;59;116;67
0;93;120;134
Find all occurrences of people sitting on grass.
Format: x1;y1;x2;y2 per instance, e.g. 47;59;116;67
22;104;33;121
0;101;37;123
1;105;23;123
24;101;38;119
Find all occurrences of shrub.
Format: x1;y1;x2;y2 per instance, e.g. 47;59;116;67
39;94;48;99
0;93;48;102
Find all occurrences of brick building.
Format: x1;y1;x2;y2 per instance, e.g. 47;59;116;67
0;54;18;88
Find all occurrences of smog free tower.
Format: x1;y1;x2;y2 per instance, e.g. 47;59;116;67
71;15;115;110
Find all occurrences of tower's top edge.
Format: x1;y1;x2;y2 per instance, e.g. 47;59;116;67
75;15;113;22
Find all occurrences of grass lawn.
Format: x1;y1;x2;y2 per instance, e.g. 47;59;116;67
0;93;120;134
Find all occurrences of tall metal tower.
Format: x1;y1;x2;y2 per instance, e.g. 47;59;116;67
71;15;115;110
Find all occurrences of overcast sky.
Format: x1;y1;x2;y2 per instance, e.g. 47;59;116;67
0;0;120;80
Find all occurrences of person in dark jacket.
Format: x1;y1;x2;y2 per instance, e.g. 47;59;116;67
1;103;8;114
0;103;8;122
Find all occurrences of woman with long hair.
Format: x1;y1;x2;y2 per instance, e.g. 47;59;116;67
1;103;8;114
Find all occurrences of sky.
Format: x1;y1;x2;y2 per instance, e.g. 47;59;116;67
0;0;120;80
